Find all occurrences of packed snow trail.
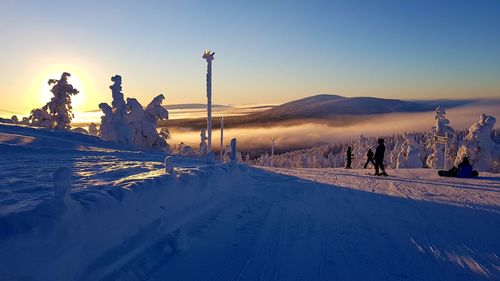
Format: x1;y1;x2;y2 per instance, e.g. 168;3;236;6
107;168;500;281
265;167;500;213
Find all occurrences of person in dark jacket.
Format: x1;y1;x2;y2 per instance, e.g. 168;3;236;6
374;139;388;176
438;157;479;178
345;147;353;169
457;157;479;178
364;149;375;169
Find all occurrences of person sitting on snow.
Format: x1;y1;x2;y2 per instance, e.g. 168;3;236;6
438;157;479;178
457;157;479;178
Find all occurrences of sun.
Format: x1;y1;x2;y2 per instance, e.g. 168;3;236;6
39;71;85;111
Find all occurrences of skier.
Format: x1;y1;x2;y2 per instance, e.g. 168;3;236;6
345;147;353;169
374;139;388;176
363;149;376;169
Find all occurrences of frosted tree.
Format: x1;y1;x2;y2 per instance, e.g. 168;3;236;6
123;96;170;149
28;106;53;127
47;73;79;129
222;144;232;162
396;133;426;168
10;115;19;124
455;114;499;172
126;98;148;145
98;103;115;141
99;75;132;144
251;134;420;169
353;134;369;168
110;75;126;114
88;122;98;136
159;127;171;151
426;106;455;169
143;94;169;149
198;128;208;157
98;75;170;150
27;72;79;130
390;136;404;168
175;142;195;156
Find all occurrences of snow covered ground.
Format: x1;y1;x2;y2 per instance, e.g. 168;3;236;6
1;123;499;281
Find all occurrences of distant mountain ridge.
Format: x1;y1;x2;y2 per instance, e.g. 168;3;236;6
249;94;477;121
164;103;230;110
164;94;489;128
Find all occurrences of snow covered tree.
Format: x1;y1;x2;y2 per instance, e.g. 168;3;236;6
144;94;169;149
88;123;98;136
353;134;369;168
27;72;79;130
110;75;126;114
389;136;404;168
397;133;426;168
494;129;500;143
174;142;195;156
455;114;499;172
99;75;132;144
28;106;53;128
426;106;455;169
98;75;170;150
47;73;79;130
98;103;114;140
198;128;208;157
126;98;148;145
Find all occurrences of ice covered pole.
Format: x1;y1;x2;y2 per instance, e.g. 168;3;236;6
203;49;215;155
230;138;237;162
220;116;224;159
271;137;275;167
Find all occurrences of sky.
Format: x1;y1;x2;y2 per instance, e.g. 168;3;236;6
0;0;499;114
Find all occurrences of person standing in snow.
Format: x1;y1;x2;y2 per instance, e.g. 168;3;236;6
374;139;388;176
364;149;376;169
345;147;353;169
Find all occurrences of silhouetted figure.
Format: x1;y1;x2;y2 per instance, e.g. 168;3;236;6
374;139;388;176
345;147;353;169
439;157;479;178
364;149;375;169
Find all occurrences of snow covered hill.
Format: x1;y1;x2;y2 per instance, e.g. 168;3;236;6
249;94;479;121
1;124;500;281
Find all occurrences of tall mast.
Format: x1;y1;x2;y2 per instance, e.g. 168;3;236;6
202;49;215;154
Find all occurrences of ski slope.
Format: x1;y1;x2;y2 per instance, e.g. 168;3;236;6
1;123;499;281
140;168;500;281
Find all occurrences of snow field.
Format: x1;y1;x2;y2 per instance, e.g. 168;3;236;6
1;123;500;281
0;160;252;280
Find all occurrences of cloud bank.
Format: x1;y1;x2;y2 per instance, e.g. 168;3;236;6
169;103;500;152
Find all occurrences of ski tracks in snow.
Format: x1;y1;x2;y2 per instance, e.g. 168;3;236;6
107;167;499;281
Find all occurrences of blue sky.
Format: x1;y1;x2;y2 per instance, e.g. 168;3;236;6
0;0;499;113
